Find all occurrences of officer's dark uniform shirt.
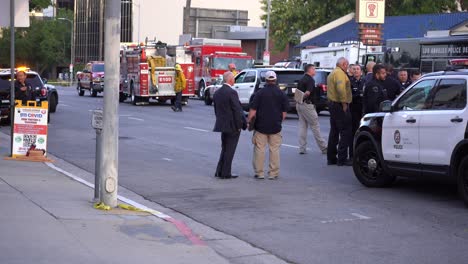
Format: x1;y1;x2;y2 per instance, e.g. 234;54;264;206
400;80;412;90
350;76;365;105
297;74;318;104
251;83;289;134
363;78;388;114
14;80;34;102
384;77;402;100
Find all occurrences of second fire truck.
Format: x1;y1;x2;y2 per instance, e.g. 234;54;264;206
119;42;195;105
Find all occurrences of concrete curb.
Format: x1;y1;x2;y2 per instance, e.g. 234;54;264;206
46;152;289;264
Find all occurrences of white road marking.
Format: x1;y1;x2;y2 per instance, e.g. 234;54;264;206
119;114;133;117
60;104;71;107
184;127;210;132
128;117;144;121
321;213;372;224
282;124;297;128
351;213;371;220
282;144;300;149
162;158;173;162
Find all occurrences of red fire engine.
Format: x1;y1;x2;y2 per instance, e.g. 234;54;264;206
119;42;195;105
185;38;253;98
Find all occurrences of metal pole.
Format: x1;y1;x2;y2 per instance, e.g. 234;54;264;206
94;128;102;201
99;0;120;207
10;0;15;157
138;2;140;43
266;0;270;53
70;20;74;86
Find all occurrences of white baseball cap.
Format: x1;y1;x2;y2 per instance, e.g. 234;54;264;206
265;71;277;80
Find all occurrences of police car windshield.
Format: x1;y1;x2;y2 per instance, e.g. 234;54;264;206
212;58;253;71
0;74;42;90
260;71;303;84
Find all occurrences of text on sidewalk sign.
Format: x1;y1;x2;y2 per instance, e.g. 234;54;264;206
12;100;49;157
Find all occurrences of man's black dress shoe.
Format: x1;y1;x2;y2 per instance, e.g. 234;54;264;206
327;160;337;165
219;174;238;179
337;160;353;166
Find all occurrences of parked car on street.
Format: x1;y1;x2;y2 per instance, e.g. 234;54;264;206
0;68;58;124
353;70;468;206
233;68;303;111
76;61;104;97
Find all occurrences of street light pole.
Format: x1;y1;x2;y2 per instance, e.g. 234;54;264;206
58;18;74;86
263;0;271;66
266;0;270;53
9;0;15;157
99;0;120;207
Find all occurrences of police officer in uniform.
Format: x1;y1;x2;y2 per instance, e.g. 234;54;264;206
14;70;35;103
398;69;412;90
296;64;327;154
362;64;388;114
349;65;365;158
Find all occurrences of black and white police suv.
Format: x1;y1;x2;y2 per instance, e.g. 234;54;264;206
352;71;468;206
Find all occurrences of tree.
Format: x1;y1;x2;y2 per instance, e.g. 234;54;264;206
30;0;53;11
262;0;463;52
0;8;73;76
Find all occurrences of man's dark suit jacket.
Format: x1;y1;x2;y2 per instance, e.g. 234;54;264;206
213;84;245;133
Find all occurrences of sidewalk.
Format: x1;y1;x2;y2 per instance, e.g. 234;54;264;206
0;134;286;264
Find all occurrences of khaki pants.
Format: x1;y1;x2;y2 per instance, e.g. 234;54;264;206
296;103;327;153
252;131;282;177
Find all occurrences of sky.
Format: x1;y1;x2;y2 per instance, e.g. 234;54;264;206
138;0;264;44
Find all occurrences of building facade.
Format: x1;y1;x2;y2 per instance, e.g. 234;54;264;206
74;0;132;63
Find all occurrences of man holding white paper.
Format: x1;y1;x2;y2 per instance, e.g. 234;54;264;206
296;64;327;155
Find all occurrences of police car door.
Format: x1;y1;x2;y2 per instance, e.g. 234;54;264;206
418;77;467;166
382;79;437;164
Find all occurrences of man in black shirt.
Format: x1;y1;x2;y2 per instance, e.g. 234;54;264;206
296;64;327;154
363;64;388;114
248;71;289;180
14;71;35;102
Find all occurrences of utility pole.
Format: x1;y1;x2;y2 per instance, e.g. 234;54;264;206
57;18;74;86
9;0;15;157
99;0;120;207
263;0;271;66
184;0;192;34
266;0;270;53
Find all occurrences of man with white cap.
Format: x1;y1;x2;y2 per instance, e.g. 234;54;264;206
247;71;289;180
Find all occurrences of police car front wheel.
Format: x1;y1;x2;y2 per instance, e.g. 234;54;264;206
457;156;468;207
353;141;396;187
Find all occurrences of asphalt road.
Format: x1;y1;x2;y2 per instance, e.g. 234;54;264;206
4;86;468;264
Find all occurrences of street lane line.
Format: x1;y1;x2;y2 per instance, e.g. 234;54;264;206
60;104;71;107
119;114;133;117
321;213;372;224
128;117;145;121
184;127;210;132
44;162;205;246
162;158;173;161
282;144;300;149
351;213;371;220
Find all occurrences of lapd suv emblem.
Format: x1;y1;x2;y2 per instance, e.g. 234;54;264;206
394;130;401;144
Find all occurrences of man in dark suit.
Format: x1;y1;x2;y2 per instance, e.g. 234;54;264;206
213;71;246;179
